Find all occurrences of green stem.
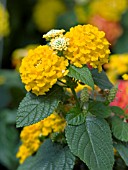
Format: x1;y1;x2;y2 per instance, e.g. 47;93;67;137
70;87;80;108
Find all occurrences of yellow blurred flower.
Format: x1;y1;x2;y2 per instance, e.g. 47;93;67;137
16;113;66;163
74;5;88;24
0;76;6;85
19;45;69;96
0;3;10;37
122;74;128;80
33;0;66;32
105;54;128;83
90;0;128;21
64;24;110;72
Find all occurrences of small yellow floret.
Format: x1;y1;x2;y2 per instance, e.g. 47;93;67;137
19;45;69;95
43;29;65;40
64;24;110;72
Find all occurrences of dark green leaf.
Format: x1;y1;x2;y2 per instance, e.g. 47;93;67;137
91;69;113;90
68;65;94;89
112;117;128;142
110;106;125;116
16;85;63;127
0;109;19;170
88;101;111;118
66;116;114;170
0;86;11;108
66;107;85;125
114;141;128;166
18;139;75;170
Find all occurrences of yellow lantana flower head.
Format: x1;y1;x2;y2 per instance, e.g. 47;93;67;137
64;24;110;72
19;45;69;95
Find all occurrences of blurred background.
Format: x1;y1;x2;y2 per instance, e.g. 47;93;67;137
0;0;128;169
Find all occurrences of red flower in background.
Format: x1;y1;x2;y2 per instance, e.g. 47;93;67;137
110;80;128;114
89;15;123;45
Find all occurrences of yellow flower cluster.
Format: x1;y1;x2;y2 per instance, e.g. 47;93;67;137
16;113;66;164
64;24;110;72
122;74;128;80
33;0;66;32
90;0;128;21
105;54;128;83
0;3;9;37
20;45;68;95
74;5;88;24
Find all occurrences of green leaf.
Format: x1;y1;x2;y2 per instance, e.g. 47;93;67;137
88;101;111;118
114;141;128;166
110;106;125;116
18;139;75;170
66;107;85;125
68;65;94;89
16;85;63;127
0;86;12;108
0;109;19;170
90;69;113;90
66;116;114;170
112;116;128;142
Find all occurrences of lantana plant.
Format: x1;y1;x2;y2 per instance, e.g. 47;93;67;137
16;24;128;170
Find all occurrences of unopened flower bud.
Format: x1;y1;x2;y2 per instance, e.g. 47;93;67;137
107;85;118;102
80;87;89;103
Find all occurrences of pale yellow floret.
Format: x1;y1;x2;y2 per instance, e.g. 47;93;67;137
43;29;65;40
50;36;70;51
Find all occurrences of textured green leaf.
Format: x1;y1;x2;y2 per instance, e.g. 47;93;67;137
114;141;128;166
66;116;114;170
68;65;94;89
110;106;125;116
88;101;111;118
66;107;85;125
18;139;75;170
16;85;63;127
112;116;128;142
91;69;113;90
